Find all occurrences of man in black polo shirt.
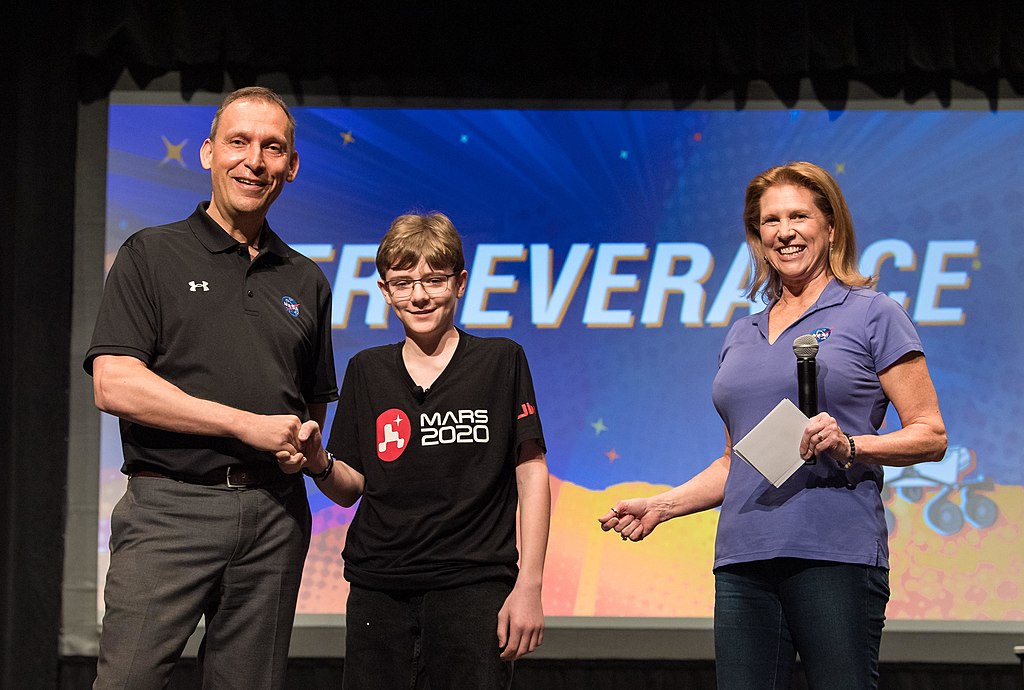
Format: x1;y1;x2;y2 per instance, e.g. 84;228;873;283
84;87;337;690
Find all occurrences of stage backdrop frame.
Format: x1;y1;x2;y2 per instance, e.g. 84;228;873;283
63;78;1024;664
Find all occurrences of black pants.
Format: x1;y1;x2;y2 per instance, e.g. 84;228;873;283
344;581;514;689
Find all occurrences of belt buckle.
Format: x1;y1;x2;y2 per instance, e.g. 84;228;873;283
226;466;252;488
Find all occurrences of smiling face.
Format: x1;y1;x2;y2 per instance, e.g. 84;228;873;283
758;184;834;293
380;257;468;342
199;98;299;236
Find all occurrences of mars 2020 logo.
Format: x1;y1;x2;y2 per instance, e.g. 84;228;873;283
375;407;493;461
376;408;411;462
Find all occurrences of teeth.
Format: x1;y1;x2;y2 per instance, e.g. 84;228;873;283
779;246;803;255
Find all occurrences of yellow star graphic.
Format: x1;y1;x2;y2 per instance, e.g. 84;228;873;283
605;449;619;463
835;162;846;174
591;418;608;435
160;136;188;167
340;130;355;146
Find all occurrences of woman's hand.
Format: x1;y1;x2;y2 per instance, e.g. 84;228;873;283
801;412;853;465
598;499;662;542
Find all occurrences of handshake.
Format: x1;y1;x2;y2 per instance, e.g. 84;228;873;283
240;413;324;475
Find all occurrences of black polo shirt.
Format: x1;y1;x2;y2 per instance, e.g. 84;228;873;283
85;202;338;476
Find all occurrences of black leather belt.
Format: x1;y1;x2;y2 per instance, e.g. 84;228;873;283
129;464;286;488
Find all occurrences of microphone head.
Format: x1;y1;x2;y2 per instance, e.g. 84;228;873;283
792;333;820;359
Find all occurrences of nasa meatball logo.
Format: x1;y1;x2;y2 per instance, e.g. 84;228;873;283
281;295;301;318
811;327;831;342
376;408;411;462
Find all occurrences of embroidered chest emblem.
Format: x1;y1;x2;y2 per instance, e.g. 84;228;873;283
281;295;301;317
188;280;209;292
811;327;831;342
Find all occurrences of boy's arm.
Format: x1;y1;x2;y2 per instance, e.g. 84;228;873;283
309;445;365;507
497;437;550;660
280;419;365;506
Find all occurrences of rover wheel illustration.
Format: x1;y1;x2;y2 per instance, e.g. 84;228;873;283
883;445;998;536
962;489;998;529
897;486;924;503
924;490;964;536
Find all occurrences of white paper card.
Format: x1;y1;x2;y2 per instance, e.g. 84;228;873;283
733;398;809;488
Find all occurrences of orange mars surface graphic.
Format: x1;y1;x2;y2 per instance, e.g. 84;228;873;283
295;476;1024;621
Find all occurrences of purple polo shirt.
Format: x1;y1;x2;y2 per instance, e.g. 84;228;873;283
711;280;922;570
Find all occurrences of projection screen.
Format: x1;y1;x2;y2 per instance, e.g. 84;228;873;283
63;86;1024;663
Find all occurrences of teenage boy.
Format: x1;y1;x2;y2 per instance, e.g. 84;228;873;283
292;212;550;689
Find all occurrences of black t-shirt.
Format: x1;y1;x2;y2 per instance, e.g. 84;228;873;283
85;203;338;475
328;330;545;591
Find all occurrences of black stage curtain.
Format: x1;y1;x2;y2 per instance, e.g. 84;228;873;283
74;2;1024;106
5;3;1024;688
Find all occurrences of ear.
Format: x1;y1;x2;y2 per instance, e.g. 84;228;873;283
200;139;213;170
378;279;394;306
455;269;469;299
286;151;300;182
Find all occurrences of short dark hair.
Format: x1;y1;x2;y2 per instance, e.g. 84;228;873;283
209;86;295;148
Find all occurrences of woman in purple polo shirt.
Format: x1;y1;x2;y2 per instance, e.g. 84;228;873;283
599;161;946;690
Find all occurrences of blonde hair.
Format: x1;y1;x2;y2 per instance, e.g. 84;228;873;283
376;212;465;277
742;161;873;301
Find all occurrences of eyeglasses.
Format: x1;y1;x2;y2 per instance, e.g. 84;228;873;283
384;273;457;298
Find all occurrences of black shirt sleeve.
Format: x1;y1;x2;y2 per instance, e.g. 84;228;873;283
84;241;158;375
511;343;546;454
303;276;339;403
326;355;364;473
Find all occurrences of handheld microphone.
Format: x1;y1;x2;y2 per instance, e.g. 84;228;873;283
793;334;819;465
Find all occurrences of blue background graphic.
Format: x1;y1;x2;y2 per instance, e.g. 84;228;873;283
105;106;1022;506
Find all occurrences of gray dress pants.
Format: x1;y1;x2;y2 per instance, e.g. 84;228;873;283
94;475;311;690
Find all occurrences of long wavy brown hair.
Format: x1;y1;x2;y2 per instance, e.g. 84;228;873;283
742;161;874;302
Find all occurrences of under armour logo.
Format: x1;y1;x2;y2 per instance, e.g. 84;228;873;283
189;281;209;292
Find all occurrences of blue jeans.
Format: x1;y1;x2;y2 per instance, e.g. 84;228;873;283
344;581;514;689
714;558;889;690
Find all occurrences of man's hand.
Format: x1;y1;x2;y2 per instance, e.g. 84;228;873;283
276;420;323;475
240;414;303;455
